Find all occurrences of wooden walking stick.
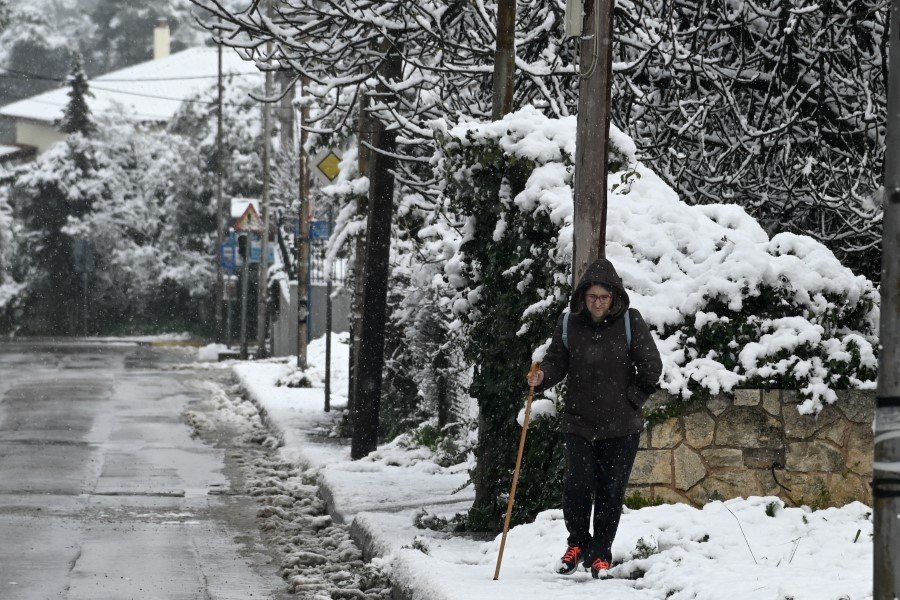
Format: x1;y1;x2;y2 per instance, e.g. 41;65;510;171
493;361;540;580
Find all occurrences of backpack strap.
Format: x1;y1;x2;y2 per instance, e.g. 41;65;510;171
562;309;571;351
625;308;632;349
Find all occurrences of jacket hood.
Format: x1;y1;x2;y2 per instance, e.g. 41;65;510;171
570;259;630;318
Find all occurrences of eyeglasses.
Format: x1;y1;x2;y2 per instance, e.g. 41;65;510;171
585;293;612;304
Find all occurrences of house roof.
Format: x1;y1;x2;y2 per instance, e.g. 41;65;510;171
230;197;260;220
0;47;262;125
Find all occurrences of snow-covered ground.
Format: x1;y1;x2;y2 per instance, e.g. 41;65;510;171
202;334;874;600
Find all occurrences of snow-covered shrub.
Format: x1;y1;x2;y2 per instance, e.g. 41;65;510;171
432;106;879;528
0;168;25;332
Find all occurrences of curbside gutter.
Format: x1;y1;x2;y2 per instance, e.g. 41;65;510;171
231;368;455;600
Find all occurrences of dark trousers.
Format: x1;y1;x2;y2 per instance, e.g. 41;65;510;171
563;432;640;563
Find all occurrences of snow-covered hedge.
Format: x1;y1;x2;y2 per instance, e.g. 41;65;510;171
434;106;879;414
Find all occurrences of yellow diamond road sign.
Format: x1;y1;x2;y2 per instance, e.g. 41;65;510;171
316;151;341;182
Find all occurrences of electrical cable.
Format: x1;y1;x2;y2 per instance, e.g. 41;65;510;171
0;69;263;109
579;0;602;80
0;65;259;83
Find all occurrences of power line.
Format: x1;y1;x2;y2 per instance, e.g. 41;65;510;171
0;66;260;84
89;83;252;108
0;70;263;110
2;96;169;122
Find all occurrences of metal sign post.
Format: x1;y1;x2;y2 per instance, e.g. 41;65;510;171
324;208;334;412
72;238;94;336
225;275;238;348
238;233;250;359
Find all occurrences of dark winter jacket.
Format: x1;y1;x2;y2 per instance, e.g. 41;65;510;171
538;259;663;441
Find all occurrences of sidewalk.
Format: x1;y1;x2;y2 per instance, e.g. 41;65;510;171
225;334;873;600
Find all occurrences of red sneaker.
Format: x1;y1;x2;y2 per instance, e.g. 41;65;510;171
590;557;611;579
557;545;583;575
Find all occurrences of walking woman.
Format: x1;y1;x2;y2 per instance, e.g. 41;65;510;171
527;258;662;578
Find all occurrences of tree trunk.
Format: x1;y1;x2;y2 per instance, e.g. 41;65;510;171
350;40;402;460
491;0;516;120
348;92;373;422
572;0;615;284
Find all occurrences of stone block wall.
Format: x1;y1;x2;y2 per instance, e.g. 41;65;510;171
627;389;874;508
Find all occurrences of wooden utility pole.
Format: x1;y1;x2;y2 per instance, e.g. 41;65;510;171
491;0;516;120
873;1;900;595
255;8;274;358
214;34;226;343
350;39;402;460
296;75;311;368
572;0;615;285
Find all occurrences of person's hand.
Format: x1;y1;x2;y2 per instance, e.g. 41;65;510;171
527;369;544;387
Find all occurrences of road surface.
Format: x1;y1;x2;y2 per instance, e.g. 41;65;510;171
0;340;289;600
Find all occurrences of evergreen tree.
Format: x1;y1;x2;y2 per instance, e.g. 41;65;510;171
57;53;95;136
12;134;104;334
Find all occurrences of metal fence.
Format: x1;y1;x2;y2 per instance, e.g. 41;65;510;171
309;239;347;285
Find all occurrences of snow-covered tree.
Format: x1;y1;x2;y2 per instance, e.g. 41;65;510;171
0;1;11;33
169;76;269;200
57;53;95;136
11;133;107;334
610;0;886;281
0;6;71;106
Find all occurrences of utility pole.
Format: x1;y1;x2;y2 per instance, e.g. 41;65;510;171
214;30;226;343
325;205;335;413
351;39;402;460
255;4;273;359
873;1;900;595
491;0;516;120
572;0;615;284
296;75;311;369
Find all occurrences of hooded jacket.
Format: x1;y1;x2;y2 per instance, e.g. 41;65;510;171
538;259;663;441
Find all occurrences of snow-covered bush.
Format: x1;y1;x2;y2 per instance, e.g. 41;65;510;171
431;106;879;528
442;106;878;410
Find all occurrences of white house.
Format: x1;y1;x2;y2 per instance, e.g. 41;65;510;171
0;20;261;161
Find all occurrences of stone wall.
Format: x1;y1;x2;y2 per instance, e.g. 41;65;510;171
627;389;874;508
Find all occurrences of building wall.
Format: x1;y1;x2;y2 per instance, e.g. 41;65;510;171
16;120;65;153
309;283;350;339
271;282;351;358
628;389;873;508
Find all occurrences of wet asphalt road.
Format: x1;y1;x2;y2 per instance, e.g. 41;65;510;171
0;340;288;600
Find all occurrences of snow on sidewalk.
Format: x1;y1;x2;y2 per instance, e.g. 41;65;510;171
223;333;873;600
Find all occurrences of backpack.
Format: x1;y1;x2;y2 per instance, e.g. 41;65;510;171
562;308;632;351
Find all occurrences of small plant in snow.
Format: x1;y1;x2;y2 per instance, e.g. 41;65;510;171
633;536;659;560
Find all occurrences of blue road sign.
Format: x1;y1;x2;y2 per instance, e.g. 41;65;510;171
310;220;331;240
220;242;238;274
249;239;275;264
